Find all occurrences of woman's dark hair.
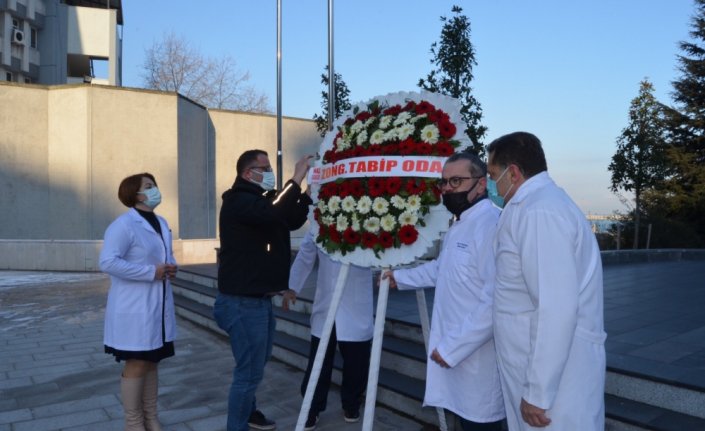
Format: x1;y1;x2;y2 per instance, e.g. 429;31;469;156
486;131;547;178
118;173;157;208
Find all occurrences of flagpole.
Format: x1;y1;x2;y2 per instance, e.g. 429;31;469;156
276;0;283;189
327;0;335;132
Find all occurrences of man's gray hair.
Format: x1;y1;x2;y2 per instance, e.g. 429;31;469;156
446;151;487;178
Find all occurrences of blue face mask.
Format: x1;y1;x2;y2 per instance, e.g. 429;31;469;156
486;179;504;208
139;187;162;209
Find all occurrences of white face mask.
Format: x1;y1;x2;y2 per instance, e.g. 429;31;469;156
253;170;276;191
495;166;514;204
139;187;162;209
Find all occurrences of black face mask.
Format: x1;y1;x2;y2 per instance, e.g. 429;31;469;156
442;179;483;217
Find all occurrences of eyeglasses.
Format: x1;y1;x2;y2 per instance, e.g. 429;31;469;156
435;176;481;189
249;165;273;172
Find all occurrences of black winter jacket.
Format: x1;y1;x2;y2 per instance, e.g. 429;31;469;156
217;177;312;296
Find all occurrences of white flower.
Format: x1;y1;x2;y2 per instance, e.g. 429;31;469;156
341;196;357;213
317;200;328;214
380;214;396;232
336;214;349;232
351;213;361;231
398;211;418;226
370;129;386;145
410;113;427;122
350;121;364;134
337;137;351;151
406;195;422;212
420;124;440;144
357;196;372;214
321;215;334;226
363;217;381;233
356;130;368;146
390;195;406;210
372;197;389;216
396;123;415;140
384;130;398;141
393;112;412;125
328;196;341;213
378;116;392;129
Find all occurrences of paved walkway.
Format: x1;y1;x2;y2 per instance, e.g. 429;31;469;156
0;272;424;431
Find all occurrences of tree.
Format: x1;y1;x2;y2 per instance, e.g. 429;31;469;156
142;33;269;112
419;5;486;155
313;65;352;137
658;0;705;244
608;79;668;249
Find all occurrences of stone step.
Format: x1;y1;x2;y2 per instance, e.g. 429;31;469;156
171;274;705;431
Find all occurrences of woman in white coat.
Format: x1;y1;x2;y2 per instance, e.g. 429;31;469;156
100;172;178;431
285;229;374;430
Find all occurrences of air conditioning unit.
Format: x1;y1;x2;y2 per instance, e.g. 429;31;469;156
12;29;25;45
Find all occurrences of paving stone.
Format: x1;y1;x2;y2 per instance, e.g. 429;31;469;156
0;408;32;425
12;409;108;431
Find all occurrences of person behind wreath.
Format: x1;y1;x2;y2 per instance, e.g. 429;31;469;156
214;149;313;431
100;172;178;431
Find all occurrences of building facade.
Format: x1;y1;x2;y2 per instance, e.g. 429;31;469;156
1;0;122;85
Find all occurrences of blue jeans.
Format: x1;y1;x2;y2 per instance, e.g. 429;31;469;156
213;293;275;431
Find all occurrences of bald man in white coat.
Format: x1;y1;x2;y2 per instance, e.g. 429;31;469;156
385;152;505;431
286;229;374;429
487;132;606;430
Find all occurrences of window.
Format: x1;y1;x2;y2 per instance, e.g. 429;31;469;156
12;19;21;29
30;28;37;48
25;77;32;84
6;72;12;82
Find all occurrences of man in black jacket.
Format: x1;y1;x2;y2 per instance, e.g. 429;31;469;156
214;149;312;431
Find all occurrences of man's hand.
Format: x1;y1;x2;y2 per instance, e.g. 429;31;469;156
520;398;551;427
292;155;314;186
382;270;397;289
430;348;450;368
280;289;297;311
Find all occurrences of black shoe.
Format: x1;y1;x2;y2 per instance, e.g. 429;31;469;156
344;409;360;423
248;410;276;430
304;413;318;430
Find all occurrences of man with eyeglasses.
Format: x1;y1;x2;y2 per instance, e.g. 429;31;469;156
383;152;505;431
487;132;605;430
215;149;313;431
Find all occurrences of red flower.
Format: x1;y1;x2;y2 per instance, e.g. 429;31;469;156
435;141;454;156
398;225;419;245
383;105;402;116
368;178;386;197
355;111;373;122
381;143;399;155
338;181;352;198
328;224;341;243
385;177;402;195
403;101;416;111
405;179;427;195
362;232;378;248
313;208;321;222
366;144;383;156
415;101;436;114
417;142;433;155
379;231;394;249
349;179;365;198
343;227;361;245
320;182;338;199
399;138;417;155
438;119;456;139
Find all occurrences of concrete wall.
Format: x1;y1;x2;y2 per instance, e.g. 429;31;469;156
0;82;321;260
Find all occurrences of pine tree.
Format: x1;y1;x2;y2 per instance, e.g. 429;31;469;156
419;5;486;155
609;79;668;249
313;65;352;137
659;0;705;244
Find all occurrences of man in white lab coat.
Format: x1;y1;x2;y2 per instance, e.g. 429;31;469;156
385;152;505;431
285;229;374;430
487;132;606;430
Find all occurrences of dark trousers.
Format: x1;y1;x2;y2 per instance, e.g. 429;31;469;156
300;325;372;416
459;416;504;431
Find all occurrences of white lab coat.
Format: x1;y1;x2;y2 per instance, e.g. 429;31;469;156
289;230;374;341
394;199;505;423
493;172;606;431
100;208;177;351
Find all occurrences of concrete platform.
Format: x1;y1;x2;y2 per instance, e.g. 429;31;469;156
0;271;424;431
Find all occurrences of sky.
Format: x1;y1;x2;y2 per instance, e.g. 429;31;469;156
119;0;696;215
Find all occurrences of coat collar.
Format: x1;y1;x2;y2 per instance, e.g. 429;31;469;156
505;171;553;206
127;207;161;234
